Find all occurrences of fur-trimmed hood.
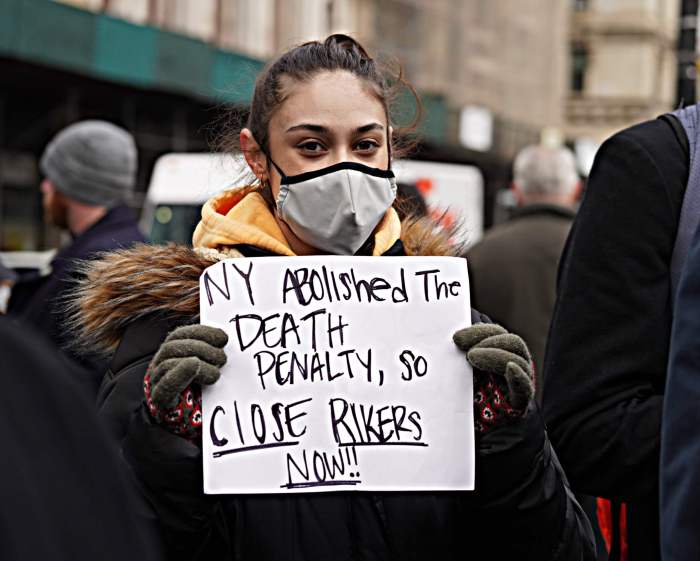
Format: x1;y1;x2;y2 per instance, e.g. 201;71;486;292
68;208;462;358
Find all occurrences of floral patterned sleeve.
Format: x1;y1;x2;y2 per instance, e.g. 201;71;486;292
144;367;203;441
472;371;523;434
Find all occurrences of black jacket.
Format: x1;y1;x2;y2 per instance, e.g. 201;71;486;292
9;205;144;390
542;116;689;560
0;317;164;561
95;242;595;561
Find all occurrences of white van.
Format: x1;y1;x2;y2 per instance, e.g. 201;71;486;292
392;159;484;246
142;153;484;247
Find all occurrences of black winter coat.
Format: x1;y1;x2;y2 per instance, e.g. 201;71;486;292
0;317;164;561
9;205;144;391
89;240;595;561
542;116;689;560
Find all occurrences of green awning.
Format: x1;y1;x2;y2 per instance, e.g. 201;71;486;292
0;0;264;103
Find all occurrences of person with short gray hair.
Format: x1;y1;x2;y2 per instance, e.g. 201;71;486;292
466;143;581;390
8;120;145;391
513;145;580;203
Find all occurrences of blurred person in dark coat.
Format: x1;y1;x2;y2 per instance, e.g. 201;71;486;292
542;112;690;561
9;120;145;390
466;144;580;396
0;316;164;561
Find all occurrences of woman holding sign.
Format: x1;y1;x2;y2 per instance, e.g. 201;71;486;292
71;35;594;560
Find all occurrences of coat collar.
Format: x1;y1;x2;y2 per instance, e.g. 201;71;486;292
510;204;576;222
54;205;141;262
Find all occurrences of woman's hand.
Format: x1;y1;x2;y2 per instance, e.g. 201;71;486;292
453;324;535;433
144;324;228;439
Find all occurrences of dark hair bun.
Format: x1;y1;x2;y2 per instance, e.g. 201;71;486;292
324;34;372;61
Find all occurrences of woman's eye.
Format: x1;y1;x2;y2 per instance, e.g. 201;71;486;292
355;139;379;153
298;141;326;153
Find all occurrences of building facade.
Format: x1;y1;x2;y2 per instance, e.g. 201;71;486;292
367;0;570;160
566;0;680;143
57;0;574;158
0;0;685;250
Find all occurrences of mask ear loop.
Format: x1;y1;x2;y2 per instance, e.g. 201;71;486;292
386;126;392;171
261;148;287;183
249;140;283;208
259;147;289;210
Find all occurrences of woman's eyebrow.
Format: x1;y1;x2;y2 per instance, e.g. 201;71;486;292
355;123;384;133
285;124;329;133
285;123;385;134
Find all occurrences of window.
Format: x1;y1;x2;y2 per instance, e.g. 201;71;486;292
571;43;588;93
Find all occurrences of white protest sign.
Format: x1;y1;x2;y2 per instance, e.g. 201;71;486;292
200;256;474;494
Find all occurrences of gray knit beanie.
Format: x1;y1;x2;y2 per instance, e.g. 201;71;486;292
40;120;137;208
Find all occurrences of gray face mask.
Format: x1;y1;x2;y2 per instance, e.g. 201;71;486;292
271;160;397;255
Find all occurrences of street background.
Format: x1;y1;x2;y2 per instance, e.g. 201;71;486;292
0;0;695;251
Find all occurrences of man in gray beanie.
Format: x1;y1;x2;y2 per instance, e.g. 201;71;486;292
41;119;138;209
9;120;145;391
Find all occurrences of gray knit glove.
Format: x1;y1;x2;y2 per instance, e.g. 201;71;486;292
453;324;535;422
148;324;229;409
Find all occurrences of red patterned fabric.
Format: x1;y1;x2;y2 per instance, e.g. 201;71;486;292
473;371;523;433
144;370;202;441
